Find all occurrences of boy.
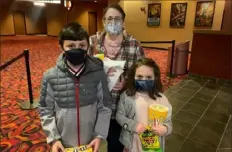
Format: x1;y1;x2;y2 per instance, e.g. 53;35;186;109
38;22;112;152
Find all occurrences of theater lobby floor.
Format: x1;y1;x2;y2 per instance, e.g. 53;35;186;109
164;77;232;152
99;77;232;152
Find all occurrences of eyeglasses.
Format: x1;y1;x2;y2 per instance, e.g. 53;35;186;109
104;16;123;23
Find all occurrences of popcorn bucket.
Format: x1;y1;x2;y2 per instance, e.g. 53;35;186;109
65;145;93;152
148;103;169;126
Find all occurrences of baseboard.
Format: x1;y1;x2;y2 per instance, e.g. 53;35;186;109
188;72;232;83
1;34;48;36
26;33;47;35
47;34;58;37
0;34;16;36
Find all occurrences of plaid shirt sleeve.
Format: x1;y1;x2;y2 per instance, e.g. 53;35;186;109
88;35;96;55
136;42;145;59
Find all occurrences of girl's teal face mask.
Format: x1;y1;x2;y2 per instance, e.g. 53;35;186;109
135;80;155;92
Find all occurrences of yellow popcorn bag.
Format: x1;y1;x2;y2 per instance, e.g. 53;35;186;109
65;145;93;152
139;104;169;152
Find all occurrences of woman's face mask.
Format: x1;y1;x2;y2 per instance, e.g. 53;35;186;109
105;22;123;35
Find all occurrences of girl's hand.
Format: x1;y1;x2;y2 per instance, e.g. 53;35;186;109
136;123;146;134
152;124;168;136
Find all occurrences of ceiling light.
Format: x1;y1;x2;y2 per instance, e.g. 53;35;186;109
64;0;72;10
34;0;61;4
34;2;45;6
94;0;97;2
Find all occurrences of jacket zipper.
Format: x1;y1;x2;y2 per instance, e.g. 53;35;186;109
75;78;81;146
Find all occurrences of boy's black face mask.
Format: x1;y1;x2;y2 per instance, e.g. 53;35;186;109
64;48;87;65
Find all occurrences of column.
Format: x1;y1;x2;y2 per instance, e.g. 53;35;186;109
221;0;232;32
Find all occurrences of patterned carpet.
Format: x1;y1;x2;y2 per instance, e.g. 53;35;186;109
0;36;188;152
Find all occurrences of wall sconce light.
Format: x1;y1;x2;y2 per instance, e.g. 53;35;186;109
140;7;146;15
64;0;72;10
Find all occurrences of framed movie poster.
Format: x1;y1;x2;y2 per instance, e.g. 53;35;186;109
170;3;188;27
147;3;161;26
194;1;215;27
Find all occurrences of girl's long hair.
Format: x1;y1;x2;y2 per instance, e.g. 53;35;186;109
126;58;163;100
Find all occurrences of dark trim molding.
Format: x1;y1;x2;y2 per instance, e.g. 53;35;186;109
0;34;16;36
26;33;47;35
47;34;58;37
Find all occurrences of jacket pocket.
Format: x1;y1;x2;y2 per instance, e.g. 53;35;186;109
120;128;133;148
126;104;135;119
79;81;99;105
56;108;78;147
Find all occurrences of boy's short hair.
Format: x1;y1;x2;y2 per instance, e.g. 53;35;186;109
58;22;89;47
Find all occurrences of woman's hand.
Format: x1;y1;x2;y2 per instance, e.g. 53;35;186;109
152;124;168;136
107;67;125;91
113;75;125;91
107;67;116;76
51;140;65;152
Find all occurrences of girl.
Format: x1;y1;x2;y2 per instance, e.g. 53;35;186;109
116;58;172;152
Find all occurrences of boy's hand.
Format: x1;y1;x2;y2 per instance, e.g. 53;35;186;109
51;140;65;152
87;137;101;152
152;124;167;136
136;123;146;134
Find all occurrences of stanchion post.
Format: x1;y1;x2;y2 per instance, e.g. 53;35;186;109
170;40;176;77
24;49;34;105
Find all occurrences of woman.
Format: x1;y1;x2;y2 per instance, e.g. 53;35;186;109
88;4;145;152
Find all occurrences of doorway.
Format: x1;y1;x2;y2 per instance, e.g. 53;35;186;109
13;11;26;35
88;12;97;36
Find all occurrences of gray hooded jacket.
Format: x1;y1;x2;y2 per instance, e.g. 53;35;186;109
116;92;172;151
38;54;112;148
